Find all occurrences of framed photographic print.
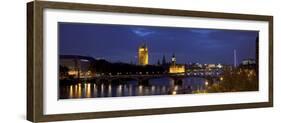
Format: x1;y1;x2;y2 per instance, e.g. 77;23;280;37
27;0;273;122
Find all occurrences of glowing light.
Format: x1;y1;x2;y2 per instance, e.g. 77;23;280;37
68;70;78;76
169;65;185;74
74;85;78;97
138;85;143;95
220;77;224;81
217;64;223;69
86;83;91;98
69;85;73;98
93;84;97;97
117;85;122;96
172;91;177;95
108;84;112;97
174;85;179;90
205;81;209;86
80;59;89;62
151;86;155;94
78;83;82;98
101;83;104;97
172;57;176;62
138;45;148;65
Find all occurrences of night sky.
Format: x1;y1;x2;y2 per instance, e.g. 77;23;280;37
59;22;258;65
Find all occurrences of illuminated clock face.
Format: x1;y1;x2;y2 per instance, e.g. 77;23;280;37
172;58;176;61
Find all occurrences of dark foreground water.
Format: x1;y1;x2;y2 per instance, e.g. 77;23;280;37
59;77;208;99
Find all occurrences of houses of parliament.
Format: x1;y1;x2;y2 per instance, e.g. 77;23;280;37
138;43;185;74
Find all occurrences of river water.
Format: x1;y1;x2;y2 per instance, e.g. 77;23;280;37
59;77;207;99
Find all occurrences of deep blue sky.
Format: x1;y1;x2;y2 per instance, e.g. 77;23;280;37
59;22;258;65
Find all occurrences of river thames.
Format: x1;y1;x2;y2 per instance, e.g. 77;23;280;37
59;77;208;99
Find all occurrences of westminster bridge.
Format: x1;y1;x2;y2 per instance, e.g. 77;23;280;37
86;72;222;85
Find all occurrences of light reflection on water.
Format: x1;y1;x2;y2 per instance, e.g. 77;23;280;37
59;77;207;99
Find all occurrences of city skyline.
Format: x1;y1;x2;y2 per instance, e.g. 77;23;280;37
59;22;258;65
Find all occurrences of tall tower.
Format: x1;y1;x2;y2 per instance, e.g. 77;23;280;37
234;49;237;67
138;44;148;65
162;55;166;65
171;53;176;65
169;53;185;74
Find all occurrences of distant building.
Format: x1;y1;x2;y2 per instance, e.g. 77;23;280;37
169;54;185;74
59;55;95;79
242;59;256;65
138;44;148;65
207;64;216;69
240;58;256;70
216;64;223;69
195;63;203;68
169;65;185;74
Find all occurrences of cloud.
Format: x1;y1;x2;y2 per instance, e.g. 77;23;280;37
131;27;155;37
